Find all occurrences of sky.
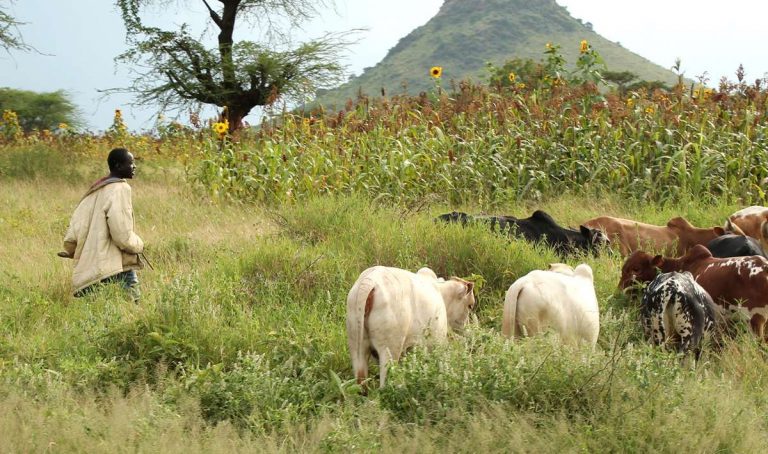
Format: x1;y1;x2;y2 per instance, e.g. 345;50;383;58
2;0;767;132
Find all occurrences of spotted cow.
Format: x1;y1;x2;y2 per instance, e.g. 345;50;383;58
620;244;768;339
725;206;768;251
641;271;719;359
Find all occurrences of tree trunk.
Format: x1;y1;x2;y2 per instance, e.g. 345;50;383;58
218;1;239;96
225;104;250;132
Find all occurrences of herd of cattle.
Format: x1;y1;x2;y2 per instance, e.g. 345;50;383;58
346;205;768;387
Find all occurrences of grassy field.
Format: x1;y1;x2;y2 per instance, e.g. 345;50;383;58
3;65;768;450
2;146;768;452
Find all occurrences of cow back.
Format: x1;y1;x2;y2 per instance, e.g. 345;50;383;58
584;216;678;256
668;217;725;253
727;206;768;239
706;234;767;259
686;255;768;312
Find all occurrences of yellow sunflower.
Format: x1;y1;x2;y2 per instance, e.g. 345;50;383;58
212;121;229;136
508;72;516;83
430;66;443;78
580;40;589;54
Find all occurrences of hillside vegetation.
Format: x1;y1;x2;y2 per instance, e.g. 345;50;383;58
1;46;768;450
316;0;680;108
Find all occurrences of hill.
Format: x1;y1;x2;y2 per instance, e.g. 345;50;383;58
315;0;679;108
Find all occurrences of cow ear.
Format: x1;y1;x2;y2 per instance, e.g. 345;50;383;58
651;255;664;268
464;281;474;296
713;226;726;236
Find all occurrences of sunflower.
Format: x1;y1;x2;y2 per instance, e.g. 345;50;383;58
508;72;516;83
430;66;443;78
580;40;589;54
212;121;229;136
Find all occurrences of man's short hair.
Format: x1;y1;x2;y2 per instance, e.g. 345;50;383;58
107;148;131;171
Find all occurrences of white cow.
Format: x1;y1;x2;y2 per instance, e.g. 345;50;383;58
547;262;575;275
502;263;599;347
346;266;475;387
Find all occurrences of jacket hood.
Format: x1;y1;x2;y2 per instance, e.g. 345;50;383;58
81;176;125;200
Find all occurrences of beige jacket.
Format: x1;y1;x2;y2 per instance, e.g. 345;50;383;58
63;178;144;294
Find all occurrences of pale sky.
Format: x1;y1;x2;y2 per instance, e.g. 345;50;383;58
2;0;766;132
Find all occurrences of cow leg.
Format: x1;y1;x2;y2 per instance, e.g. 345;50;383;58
376;342;404;388
652;310;666;347
367;321;406;388
750;314;766;340
518;316;540;338
673;301;695;355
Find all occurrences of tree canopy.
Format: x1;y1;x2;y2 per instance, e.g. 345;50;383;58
0;88;81;131
115;0;351;131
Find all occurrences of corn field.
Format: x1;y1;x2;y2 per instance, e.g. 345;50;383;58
188;78;768;207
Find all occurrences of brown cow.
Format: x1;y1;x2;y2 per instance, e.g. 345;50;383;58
619;244;768;339
725;206;768;250
583;216;724;256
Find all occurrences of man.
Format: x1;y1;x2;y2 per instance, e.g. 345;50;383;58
61;148;144;301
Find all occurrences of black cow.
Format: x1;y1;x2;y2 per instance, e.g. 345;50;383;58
641;271;719;359
436;210;609;255
706;234;767;259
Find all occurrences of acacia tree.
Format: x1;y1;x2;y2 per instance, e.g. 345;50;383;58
115;0;349;131
603;70;637;96
0;88;81;131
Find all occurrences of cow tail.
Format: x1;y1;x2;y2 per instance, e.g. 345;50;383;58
349;280;376;385
502;280;523;338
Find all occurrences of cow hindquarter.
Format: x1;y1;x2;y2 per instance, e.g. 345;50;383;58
519;292;546;338
518;280;577;341
641;291;667;346
663;295;701;352
365;293;412;363
696;259;768;340
556;282;597;346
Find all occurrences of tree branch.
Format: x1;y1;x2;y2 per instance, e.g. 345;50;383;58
200;0;223;29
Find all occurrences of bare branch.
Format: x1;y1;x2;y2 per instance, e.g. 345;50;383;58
200;0;223;29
